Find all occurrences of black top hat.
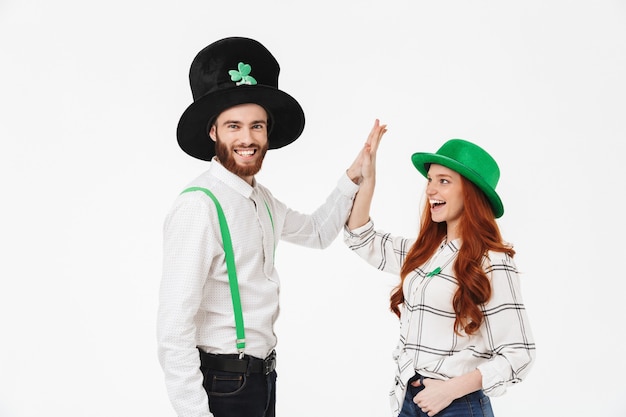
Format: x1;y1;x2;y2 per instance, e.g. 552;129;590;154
176;37;306;161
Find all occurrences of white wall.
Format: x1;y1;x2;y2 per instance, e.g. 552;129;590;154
1;0;624;415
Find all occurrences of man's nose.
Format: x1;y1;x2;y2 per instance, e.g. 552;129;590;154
239;128;253;143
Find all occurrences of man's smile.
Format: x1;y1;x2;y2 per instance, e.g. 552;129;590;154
234;147;258;158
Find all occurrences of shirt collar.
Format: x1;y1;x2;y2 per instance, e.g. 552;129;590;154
208;157;255;199
440;237;461;254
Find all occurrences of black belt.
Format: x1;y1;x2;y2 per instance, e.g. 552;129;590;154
199;349;276;375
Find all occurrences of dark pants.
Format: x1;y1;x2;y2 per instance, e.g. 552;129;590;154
399;374;494;417
199;351;277;417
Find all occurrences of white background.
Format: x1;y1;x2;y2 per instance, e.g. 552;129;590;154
1;0;625;416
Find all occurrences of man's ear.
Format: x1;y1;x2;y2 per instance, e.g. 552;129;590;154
209;125;217;142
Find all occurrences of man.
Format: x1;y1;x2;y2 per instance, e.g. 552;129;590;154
157;37;368;417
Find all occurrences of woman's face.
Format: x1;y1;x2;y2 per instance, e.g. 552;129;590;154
426;164;464;234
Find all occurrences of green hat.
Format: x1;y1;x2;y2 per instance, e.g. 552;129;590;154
411;139;504;218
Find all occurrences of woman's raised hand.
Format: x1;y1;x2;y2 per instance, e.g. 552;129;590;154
361;118;387;182
346;119;387;184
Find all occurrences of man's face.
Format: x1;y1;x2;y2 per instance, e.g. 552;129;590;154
210;103;269;180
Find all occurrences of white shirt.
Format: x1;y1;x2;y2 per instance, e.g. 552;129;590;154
158;159;359;417
344;220;536;417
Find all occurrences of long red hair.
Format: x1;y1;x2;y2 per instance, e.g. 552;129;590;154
392;177;515;335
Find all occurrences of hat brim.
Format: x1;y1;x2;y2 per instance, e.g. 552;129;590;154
177;86;305;161
411;153;504;218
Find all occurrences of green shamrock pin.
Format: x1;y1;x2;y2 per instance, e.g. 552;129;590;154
228;62;257;86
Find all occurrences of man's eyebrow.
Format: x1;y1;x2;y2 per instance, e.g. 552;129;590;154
220;119;267;126
220;119;241;125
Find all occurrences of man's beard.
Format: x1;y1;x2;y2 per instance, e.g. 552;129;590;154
214;135;268;178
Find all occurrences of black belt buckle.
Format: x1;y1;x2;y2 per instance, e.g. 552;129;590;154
263;350;276;374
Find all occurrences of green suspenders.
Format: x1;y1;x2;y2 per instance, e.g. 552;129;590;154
181;187;246;356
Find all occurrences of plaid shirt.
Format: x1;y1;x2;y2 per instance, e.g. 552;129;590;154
344;220;536;417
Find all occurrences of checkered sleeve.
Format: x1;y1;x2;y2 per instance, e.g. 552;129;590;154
477;252;536;396
343;219;413;275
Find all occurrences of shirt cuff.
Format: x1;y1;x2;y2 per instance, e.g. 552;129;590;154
344;219;374;236
337;171;360;197
477;362;508;397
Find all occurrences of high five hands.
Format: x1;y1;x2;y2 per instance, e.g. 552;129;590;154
347;119;388;184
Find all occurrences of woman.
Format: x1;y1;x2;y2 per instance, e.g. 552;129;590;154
345;120;535;417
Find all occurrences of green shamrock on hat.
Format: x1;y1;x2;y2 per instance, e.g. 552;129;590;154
229;62;257;86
